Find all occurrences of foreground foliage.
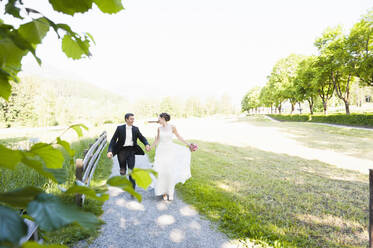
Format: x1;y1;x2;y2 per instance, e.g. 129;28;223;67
0;2;158;247
0;0;124;100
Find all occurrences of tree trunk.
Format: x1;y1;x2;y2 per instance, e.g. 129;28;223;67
344;100;350;115
322;100;328;115
334;73;351;115
298;102;302;114
278;104;282;114
308;101;314;115
290;103;295;115
307;98;314;115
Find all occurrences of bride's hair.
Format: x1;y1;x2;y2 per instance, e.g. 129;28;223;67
159;112;171;122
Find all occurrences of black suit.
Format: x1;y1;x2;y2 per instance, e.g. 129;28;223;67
108;125;149;188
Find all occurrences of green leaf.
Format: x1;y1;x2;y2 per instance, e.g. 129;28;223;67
69;124;88;137
56;137;75;156
93;0;124;14
131;168;153;189
0;144;22;169
0;26;42;87
44;167;68;184
7;29;42;65
0;186;43;208
123;185;141;202
106;176;133;187
21;156;67;184
64;185;109;202
18;18;50;45
140;168;158;177
85;32;95;45
27;193;100;231
107;176;142;201
0;205;27;244
61;35;90;60
0;74;12;101
55;24;74;35
22;241;67;247
5;0;23;19
29;143;64;169
48;0;93;16
0;67;19;83
0;28;26;77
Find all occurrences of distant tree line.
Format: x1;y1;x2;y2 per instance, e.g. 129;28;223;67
133;94;236;119
0;76;236;128
242;10;372;115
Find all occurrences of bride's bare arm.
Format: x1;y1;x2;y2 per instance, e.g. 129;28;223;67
150;127;160;150
172;126;190;146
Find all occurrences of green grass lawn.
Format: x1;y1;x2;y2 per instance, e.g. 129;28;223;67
169;140;369;248
3;119;369;247
239;115;373;161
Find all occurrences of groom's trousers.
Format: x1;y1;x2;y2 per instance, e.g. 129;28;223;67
117;146;136;189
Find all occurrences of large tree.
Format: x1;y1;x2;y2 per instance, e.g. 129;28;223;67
294;56;319;115
259;85;275;113
241;86;261;114
314;26;355;114
266;54;304;114
345;10;373;86
311;55;335;115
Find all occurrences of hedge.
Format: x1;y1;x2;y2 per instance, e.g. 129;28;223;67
267;114;310;122
267;114;373;128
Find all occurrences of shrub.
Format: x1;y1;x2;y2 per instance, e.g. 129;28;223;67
267;113;373;128
267;114;310;122
309;113;373;127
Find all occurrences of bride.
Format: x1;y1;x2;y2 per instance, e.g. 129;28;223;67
150;113;195;201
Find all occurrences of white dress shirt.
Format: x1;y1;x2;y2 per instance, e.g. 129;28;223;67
124;125;134;147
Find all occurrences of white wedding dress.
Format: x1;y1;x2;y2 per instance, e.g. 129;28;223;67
153;124;191;198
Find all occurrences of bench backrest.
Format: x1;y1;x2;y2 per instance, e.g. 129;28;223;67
75;131;107;206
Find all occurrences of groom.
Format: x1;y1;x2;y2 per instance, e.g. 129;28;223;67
107;113;150;189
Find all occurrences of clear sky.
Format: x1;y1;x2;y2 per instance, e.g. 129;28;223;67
16;0;373;106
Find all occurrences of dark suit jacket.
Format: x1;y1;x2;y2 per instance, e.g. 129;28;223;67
108;125;149;156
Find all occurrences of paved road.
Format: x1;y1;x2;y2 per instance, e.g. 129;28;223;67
74;155;248;248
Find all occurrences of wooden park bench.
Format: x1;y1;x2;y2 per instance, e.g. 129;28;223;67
75;131;107;206
19;131;107;245
18;217;39;245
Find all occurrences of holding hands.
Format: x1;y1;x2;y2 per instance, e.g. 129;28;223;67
145;145;151;152
107;145;150;160
188;143;198;152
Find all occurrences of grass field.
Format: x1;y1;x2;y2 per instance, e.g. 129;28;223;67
173;140;368;247
142;116;372;247
2;117;371;247
241;115;373;161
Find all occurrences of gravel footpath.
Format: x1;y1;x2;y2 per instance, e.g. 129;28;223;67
74;155;248;248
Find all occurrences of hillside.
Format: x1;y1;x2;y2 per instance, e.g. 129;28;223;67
0;75;130;127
